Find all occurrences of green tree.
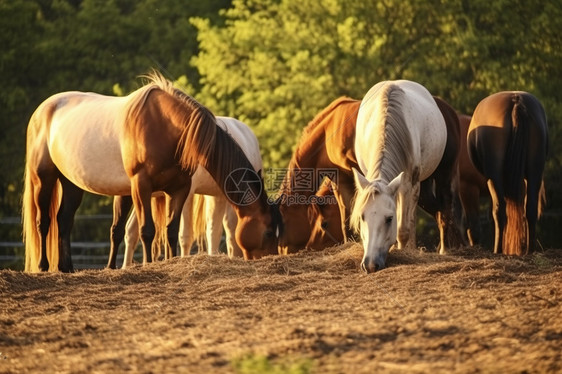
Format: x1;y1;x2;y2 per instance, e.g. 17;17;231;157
0;0;231;218
192;0;562;186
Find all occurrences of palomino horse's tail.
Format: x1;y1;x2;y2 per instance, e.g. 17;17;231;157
150;195;168;260
191;194;207;253
503;94;528;255
22;169;61;272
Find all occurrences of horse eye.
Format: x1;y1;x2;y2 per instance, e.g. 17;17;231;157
320;221;328;230
264;230;274;239
361;213;365;221
385;216;393;225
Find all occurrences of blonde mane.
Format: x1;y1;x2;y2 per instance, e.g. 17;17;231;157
350;180;385;234
350;84;414;232
370;84;413;182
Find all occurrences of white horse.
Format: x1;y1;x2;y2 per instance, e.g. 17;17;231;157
121;117;263;268
350;80;447;273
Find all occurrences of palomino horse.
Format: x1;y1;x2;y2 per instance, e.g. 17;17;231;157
351;80;447;272
278;95;462;257
118;116;262;268
23;73;279;272
467;91;548;255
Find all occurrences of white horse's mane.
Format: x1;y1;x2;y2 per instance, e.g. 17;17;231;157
350;83;414;231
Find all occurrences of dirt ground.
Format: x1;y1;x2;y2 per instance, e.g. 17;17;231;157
0;243;560;373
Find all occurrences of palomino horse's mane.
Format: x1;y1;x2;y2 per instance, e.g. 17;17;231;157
350;84;414;233
279;97;357;196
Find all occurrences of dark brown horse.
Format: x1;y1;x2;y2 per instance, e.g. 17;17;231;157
23;73;279;272
278;95;464;255
467;91;548;255
456;114;489;246
417;96;466;251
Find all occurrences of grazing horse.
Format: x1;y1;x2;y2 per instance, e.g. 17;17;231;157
456;114;489;246
278;95;462;257
351;80;447;273
467;91;548;255
23;73;279;272
118;116;261;268
276;97;360;254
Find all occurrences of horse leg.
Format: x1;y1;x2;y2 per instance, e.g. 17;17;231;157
165;187;191;258
334;176;356;240
436;174;464;253
418;178;443;251
33;174;59;272
131;174;155;264
108;196;133;269
487;179;506;254
396;181;416;250
223;204;242;258
122;206;139;269
408;182;421;250
179;193;194;256
459;184;481;247
56;177;84;273
525;178;541;254
205;195;226;255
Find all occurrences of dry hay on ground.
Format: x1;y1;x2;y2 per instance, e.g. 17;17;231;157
0;243;561;373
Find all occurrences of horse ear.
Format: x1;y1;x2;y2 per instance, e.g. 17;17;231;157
352;168;369;191
387;172;404;197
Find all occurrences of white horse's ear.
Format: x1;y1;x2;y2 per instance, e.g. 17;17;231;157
352;168;369;191
388;172;404;197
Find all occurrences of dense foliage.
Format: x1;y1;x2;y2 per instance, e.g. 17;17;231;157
1;0;561;247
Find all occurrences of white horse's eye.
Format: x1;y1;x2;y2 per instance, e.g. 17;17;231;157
361;213;365;221
385;216;393;225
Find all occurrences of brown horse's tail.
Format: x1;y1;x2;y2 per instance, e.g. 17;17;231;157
504;200;527;255
191;194;207;253
22;169;61;272
503;94;528;255
150;195;167;260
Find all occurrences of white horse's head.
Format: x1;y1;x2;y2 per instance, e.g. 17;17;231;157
351;168;404;273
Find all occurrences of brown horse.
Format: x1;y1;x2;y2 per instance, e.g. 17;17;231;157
276;97;360;254
467;91;548;255
456;114;489;246
278;95;463;255
22;73;279;272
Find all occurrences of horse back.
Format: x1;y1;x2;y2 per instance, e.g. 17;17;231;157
33;92;132;195
356;80;446;181
467;91;548;199
433;96;461;173
323;98;361;172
